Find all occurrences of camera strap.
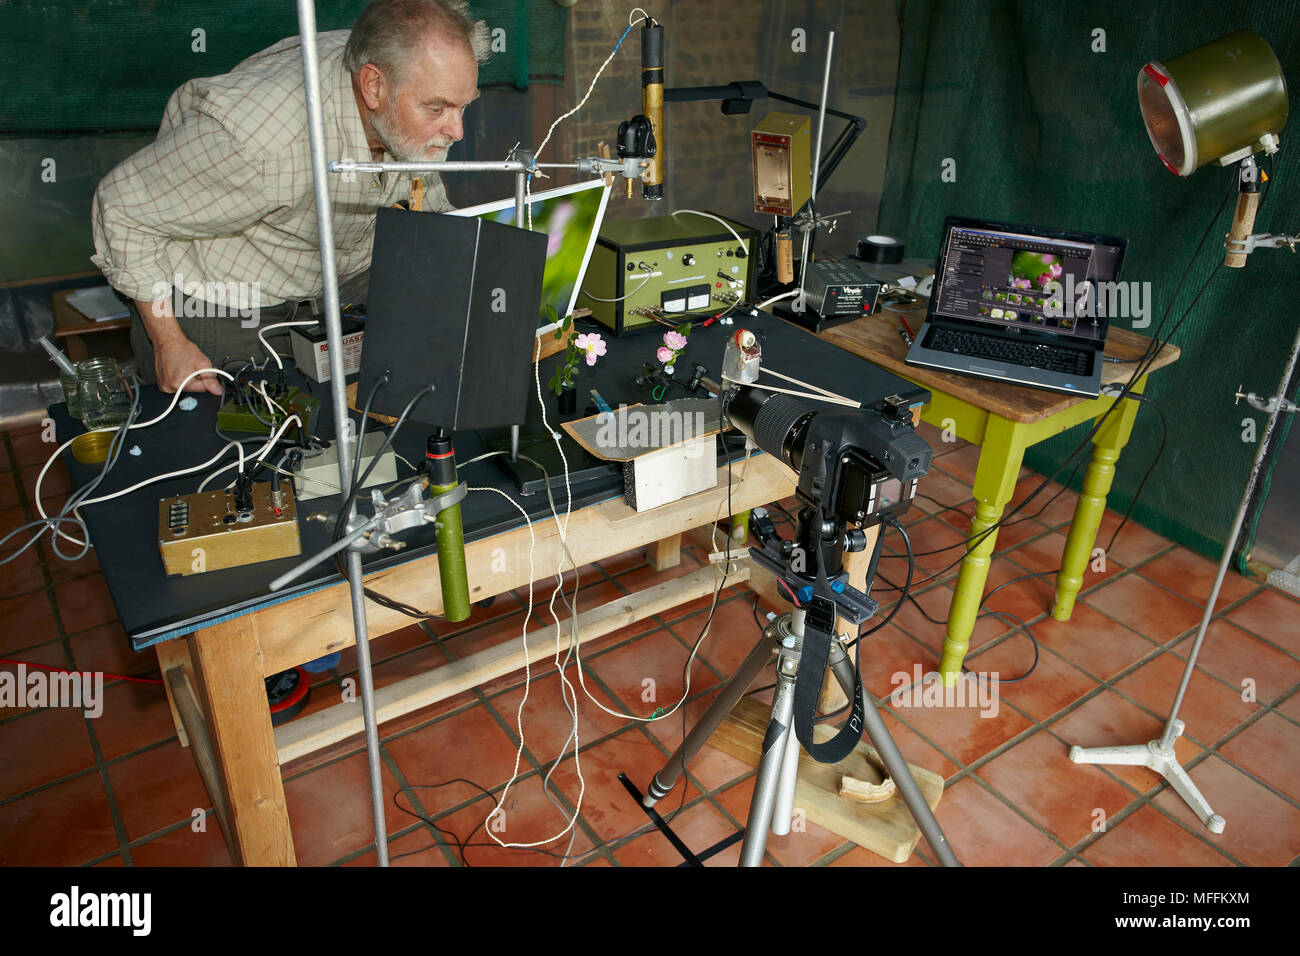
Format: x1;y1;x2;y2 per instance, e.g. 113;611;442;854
791;514;867;764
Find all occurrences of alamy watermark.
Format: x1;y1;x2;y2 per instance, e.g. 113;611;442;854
594;405;709;456
0;664;103;718
151;272;262;327
889;664;999;718
1042;274;1153;329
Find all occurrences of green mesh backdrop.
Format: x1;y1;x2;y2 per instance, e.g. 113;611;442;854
0;0;567;133
878;0;1300;563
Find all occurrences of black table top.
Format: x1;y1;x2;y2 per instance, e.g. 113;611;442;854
50;312;928;652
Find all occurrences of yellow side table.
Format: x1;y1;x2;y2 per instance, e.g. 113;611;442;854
822;310;1181;684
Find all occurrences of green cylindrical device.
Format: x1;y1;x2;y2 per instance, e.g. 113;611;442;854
425;428;471;622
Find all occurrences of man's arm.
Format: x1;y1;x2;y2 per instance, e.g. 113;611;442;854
92;107;268;393
132;295;225;395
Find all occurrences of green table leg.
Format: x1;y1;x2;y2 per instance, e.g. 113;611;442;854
1052;380;1145;621
939;417;1027;686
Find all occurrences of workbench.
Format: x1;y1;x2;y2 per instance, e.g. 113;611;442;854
51;312;927;865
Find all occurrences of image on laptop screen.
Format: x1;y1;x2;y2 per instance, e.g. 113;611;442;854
932;222;1125;344
452;179;611;329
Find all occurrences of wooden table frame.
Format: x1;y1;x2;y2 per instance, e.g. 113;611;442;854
823;313;1181;685
152;456;797;866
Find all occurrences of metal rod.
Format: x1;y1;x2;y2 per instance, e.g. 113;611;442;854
329;159;577;174
797;31;834;310
268;521;375;592
1159;318;1300;750
295;0;388;866
511;159;531;463
826;642;961;866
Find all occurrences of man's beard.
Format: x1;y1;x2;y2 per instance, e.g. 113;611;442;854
372;109;452;163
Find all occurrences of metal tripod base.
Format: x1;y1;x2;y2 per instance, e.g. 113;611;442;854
643;610;960;866
1069;721;1225;834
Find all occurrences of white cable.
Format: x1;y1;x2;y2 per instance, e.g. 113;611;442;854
579;271;653;303
35;366;236;547
629;6;649;25
76;441;244;508
672;209;748;257
526;11;647;229
256;320;317;370
755;290;798;312
720;374;860;408
474;483;587;851
256;380;286;419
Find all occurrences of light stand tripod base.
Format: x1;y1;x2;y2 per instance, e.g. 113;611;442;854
1069;730;1226;834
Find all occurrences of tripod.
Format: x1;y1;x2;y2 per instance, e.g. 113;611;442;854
642;598;961;867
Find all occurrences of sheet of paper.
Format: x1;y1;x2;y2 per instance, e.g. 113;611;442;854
67;285;129;322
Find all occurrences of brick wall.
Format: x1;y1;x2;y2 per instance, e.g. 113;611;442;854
555;0;901;255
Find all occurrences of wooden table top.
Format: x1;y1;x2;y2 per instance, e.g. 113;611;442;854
51;288;132;336
821;304;1182;424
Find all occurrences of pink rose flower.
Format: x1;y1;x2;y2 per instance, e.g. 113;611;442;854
662;330;688;351
1012;278;1031;289
657;346;674;364
1048;262;1062;278
574;332;606;367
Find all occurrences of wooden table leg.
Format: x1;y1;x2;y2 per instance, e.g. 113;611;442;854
939;417;1027;685
1052;381;1145;621
186;616;296;866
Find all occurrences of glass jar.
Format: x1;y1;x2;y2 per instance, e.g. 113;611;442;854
76;357;130;429
59;369;82;420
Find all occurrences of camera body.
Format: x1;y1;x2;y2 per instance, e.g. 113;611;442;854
726;387;931;530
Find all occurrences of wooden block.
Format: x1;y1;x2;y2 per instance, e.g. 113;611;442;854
647;534;683;571
710;696;943;863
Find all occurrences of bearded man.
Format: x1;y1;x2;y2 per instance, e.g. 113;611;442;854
91;0;487;393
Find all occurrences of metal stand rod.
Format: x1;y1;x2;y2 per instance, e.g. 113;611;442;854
296;0;388;865
796;31;834;311
643;629;777;804
739;659;797;866
1069;318;1300;834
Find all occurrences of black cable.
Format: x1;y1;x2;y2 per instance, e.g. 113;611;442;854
331;381;445;620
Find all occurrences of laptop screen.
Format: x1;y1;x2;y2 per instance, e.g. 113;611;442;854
452;179;611;332
930;218;1126;345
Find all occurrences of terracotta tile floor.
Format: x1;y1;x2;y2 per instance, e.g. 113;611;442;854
2;420;1298;867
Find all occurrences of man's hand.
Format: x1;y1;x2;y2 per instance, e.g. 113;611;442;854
154;334;224;395
134;297;224;395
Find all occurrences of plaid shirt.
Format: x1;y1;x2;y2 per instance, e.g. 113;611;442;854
91;31;451;308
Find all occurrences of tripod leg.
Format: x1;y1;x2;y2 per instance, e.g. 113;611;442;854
827;642;962;867
643;631;776;807
739;668;797;867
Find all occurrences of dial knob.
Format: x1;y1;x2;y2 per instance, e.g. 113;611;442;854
682;254;695;266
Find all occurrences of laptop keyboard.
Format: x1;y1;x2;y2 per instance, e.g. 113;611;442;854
925;327;1092;377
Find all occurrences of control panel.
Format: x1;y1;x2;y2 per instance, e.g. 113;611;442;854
584;214;758;335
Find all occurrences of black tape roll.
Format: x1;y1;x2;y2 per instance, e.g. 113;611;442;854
857;234;905;264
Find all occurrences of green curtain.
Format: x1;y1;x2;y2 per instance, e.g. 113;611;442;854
879;0;1300;562
0;0;567;133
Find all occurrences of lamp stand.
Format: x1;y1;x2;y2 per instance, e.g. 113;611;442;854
1069;315;1300;833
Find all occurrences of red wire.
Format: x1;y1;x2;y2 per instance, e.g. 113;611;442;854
0;657;164;686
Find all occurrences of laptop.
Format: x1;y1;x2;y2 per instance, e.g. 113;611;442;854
905;217;1127;397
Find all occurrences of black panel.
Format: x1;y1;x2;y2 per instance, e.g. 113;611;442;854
361;207;546;428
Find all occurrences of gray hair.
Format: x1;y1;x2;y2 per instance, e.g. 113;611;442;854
344;0;491;86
